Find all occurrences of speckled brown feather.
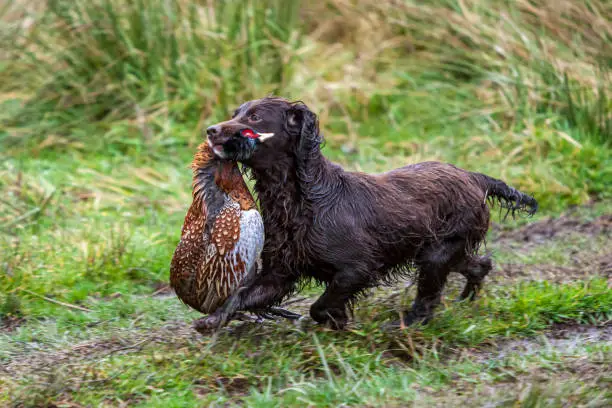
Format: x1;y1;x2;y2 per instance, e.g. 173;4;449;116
169;143;262;314
211;205;241;256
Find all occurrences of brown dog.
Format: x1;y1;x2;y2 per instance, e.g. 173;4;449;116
198;97;537;330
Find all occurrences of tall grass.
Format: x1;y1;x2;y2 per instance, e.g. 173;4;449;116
2;0;301;137
0;0;610;205
323;0;612;142
2;0;609;147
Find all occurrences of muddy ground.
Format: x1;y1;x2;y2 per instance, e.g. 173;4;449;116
1;207;611;406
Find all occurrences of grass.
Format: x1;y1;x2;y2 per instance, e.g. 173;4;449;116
1;0;612;406
2;278;611;406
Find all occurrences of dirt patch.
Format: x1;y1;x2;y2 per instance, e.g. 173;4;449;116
0;315;25;333
597;252;612;278
429;357;611;408
551;321;612;339
498;323;612;359
193;376;252;398
494;250;612;283
487;210;612;284
495;213;612;244
151;282;174;297
428;322;612;407
0;320;199;379
466;322;612;364
2;336;130;378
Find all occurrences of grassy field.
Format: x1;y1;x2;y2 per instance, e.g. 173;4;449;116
1;0;611;406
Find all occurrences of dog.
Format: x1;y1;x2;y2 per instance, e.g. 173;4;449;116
197;97;537;330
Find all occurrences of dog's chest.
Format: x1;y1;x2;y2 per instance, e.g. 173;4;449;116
304;263;335;283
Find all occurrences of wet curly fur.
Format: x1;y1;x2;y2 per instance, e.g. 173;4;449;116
203;97;538;329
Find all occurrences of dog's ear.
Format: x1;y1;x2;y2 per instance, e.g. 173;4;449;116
287;102;323;184
286;102;321;152
286;108;300;135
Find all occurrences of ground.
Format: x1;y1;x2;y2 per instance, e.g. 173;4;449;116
1;202;611;407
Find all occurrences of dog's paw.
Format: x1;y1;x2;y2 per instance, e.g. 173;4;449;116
402;310;431;327
192;313;229;333
383;311;431;331
310;306;348;330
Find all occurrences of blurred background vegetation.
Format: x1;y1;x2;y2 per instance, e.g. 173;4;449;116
1;1;611;405
2;0;611;206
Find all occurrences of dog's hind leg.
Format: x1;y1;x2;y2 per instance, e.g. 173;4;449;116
401;238;465;326
456;255;492;301
402;262;451;326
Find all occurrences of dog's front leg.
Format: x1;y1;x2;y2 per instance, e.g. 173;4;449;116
193;272;299;331
308;266;376;330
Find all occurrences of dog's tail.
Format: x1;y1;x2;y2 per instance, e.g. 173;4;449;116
472;172;538;219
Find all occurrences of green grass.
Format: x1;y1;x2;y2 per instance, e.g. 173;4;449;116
2;279;610;406
1;0;612;406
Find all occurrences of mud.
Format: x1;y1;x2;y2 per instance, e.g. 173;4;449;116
0;320;199;379
483;208;612;284
440;322;612;407
0;315;25;333
193;376;252;397
493;250;612;284
150;282;174;297
494;213;612;245
468;322;612;363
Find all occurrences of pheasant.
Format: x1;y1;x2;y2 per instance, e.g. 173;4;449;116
170;142;298;328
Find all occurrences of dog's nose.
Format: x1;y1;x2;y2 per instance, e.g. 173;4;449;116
206;125;220;138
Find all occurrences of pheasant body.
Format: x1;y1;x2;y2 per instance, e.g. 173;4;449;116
170;143;263;314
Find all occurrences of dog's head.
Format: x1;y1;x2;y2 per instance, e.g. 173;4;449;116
205;97;320;167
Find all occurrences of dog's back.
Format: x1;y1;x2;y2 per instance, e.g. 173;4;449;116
307;161;490;272
380;160;491;243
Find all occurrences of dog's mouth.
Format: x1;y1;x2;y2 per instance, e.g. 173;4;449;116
206;128;274;160
207;140;227;158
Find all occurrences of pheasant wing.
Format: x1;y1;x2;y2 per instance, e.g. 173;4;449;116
198;201;264;312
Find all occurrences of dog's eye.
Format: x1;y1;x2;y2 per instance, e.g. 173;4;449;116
248;113;261;122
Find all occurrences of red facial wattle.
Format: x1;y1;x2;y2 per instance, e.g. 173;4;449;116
241;129;259;139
